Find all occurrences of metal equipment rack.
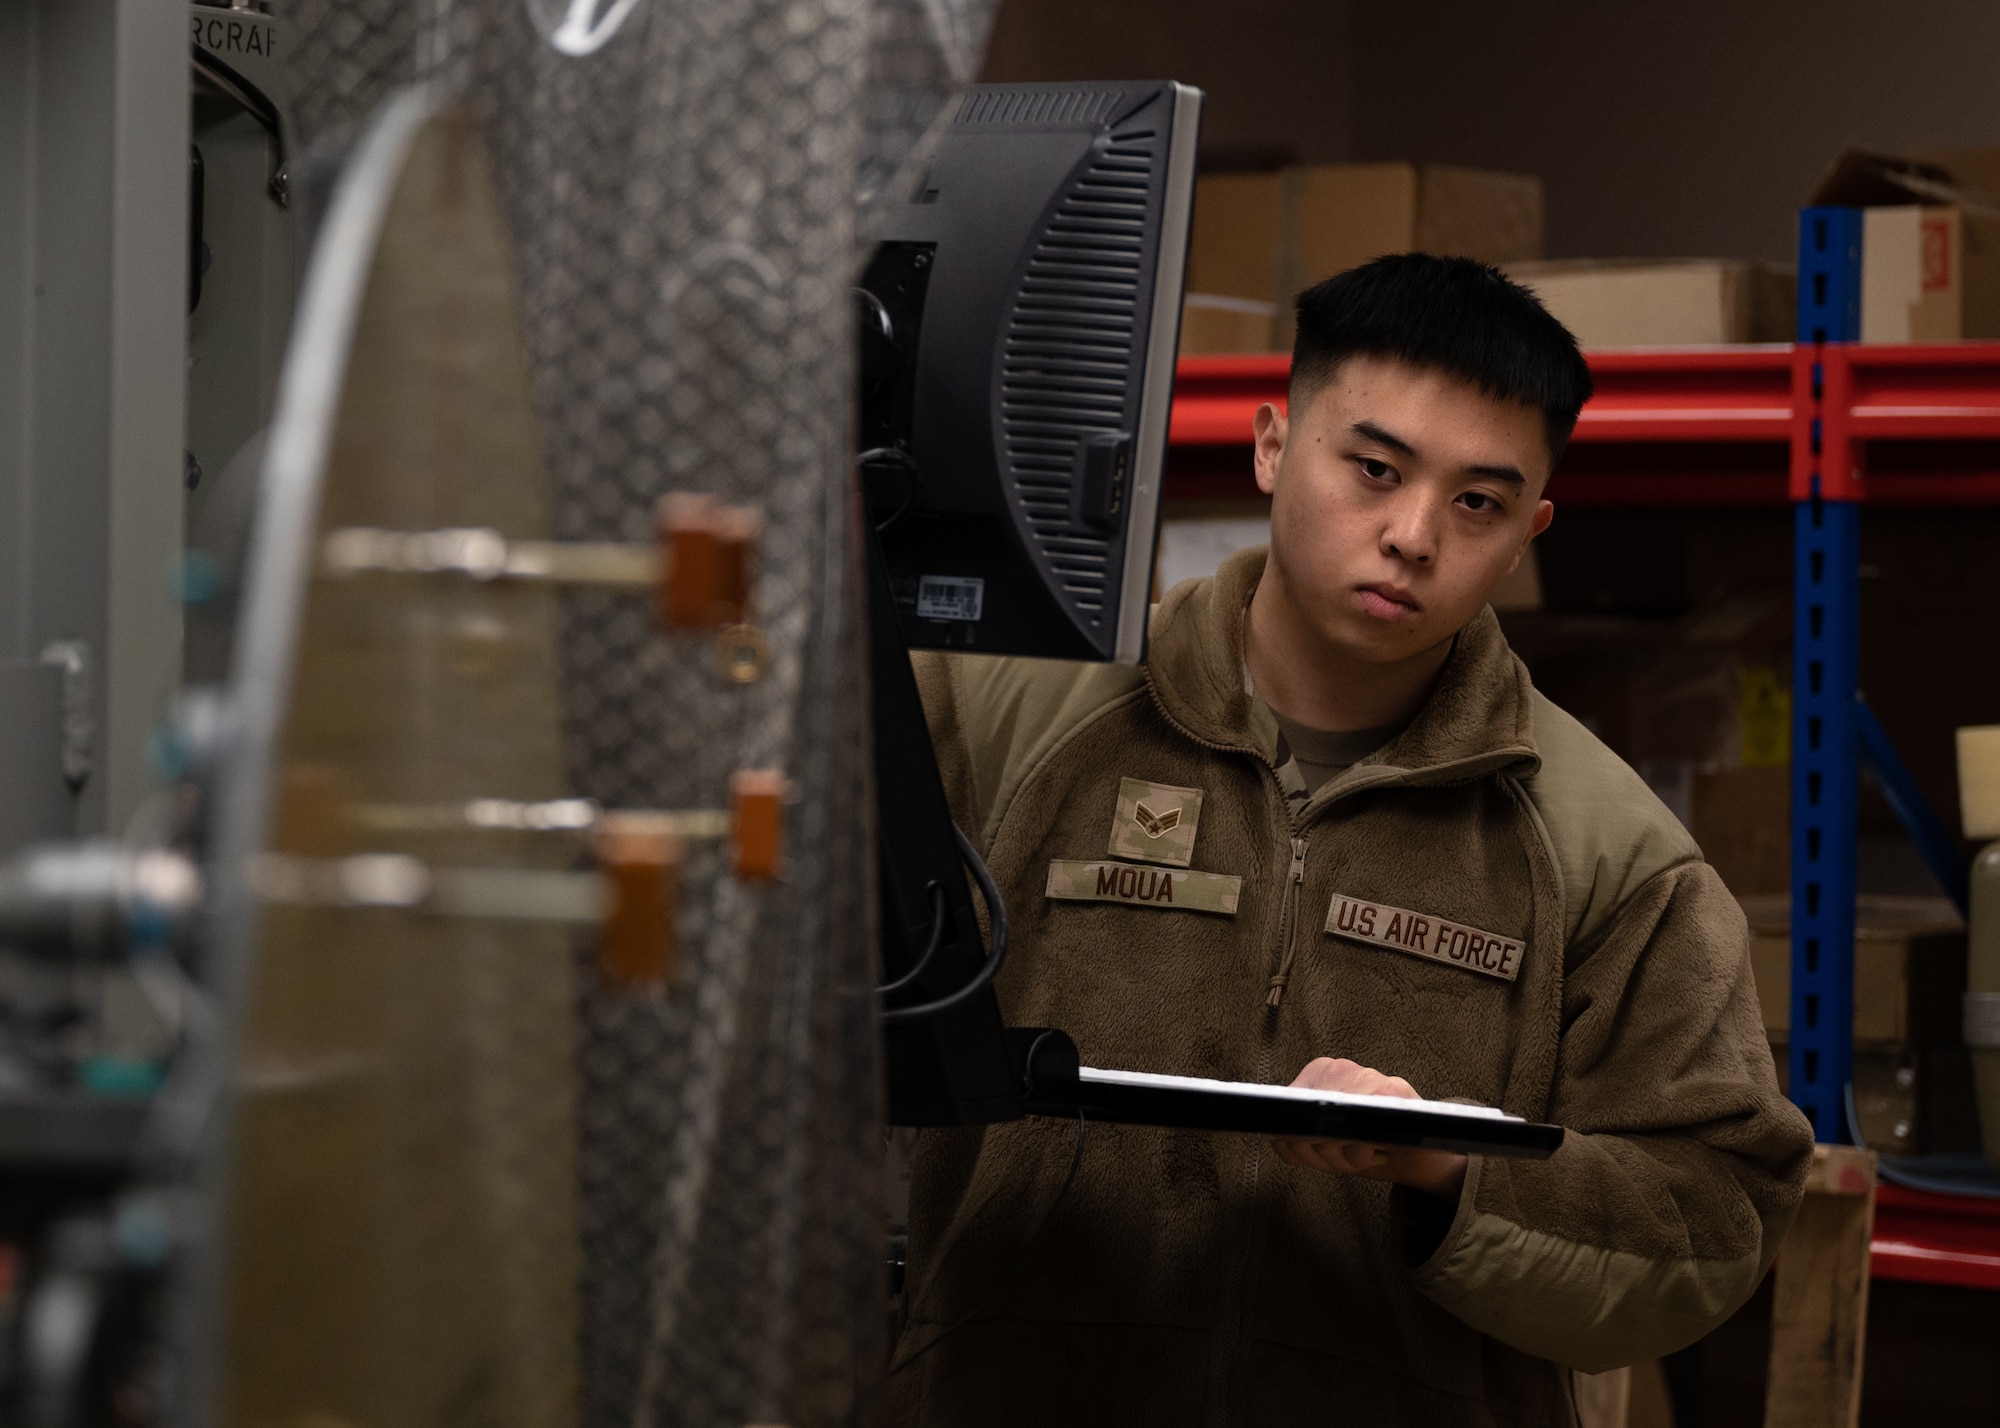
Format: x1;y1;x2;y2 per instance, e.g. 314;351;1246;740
1162;322;2000;1293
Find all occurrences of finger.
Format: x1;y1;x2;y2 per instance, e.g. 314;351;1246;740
1294;1141;1344;1175
1305;1139;1376;1177
1289;1057;1364;1091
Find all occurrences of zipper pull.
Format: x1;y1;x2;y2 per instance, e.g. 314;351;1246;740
1265;837;1311;1009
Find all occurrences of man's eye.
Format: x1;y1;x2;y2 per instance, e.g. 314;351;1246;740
1459;491;1501;513
1358;458;1393;481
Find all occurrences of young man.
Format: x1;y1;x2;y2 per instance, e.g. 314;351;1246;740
890;255;1813;1426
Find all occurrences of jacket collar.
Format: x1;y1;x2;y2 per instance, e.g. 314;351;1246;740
1143;546;1541;793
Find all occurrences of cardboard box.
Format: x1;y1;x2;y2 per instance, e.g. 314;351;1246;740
1744;895;1967;1047
1281;164;1543;305
1805;149;2000;341
1187;172;1285;305
1692;764;1790;896
1507;260;1795;347
1178;293;1279;355
1188;163;1543;343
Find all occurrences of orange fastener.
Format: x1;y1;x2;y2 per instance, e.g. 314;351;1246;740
594;815;683;988
709;504;761;624
729;770;790;882
658;493;762;629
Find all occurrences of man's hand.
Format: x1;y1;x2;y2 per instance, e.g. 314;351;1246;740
1271;1057;1469;1203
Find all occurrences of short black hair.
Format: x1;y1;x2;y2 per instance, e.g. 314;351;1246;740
1291;254;1593;466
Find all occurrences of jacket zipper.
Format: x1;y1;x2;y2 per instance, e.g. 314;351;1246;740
1264;836;1310;1009
1140;675;1535;1426
1219;765;1311;1427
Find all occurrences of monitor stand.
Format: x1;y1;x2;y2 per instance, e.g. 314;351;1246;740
868;515;1056;1126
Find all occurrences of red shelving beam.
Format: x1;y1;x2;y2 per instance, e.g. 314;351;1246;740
1166;344;2000;508
1873;1183;2000;1291
1165;342;2000;1290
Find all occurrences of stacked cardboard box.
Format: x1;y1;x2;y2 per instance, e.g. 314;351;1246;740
1182;163;1544;353
1507;591;1793;896
1805;147;2000;342
1506;259;1796;347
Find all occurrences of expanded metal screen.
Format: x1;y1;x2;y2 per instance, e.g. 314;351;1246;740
254;1;996;1425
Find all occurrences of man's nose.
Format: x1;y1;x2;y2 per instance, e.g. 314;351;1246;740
1380;491;1439;566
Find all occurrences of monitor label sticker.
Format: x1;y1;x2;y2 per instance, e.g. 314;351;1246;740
1045;859;1240;916
1108;776;1203;867
916;574;984;622
1324;893;1523;982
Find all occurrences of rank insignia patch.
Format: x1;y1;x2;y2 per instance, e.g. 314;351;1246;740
1108;777;1203;867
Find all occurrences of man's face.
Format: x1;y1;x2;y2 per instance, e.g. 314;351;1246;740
1252;354;1556;666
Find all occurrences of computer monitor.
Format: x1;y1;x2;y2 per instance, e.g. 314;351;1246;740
858;80;1202;664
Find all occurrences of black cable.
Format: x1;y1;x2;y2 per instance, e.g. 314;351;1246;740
858;447;921;533
877;882;947;996
887;1109;1087;1378
879;826;1007;1025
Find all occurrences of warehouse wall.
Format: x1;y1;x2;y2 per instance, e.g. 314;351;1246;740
1351;0;2000;263
984;0;2000;264
977;0;1355;172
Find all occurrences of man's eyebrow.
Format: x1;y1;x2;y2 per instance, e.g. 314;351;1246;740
1467;463;1526;488
1350;419;1415;456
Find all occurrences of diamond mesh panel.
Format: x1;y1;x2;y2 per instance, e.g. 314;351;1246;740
285;0;422;158
253;2;997;1426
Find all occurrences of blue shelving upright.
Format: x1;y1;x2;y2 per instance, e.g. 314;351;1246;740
1789;206;1864;1143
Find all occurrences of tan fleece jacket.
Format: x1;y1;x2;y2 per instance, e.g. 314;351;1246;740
890;547;1813;1428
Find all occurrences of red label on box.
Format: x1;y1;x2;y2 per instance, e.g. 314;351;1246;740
1923;215;1953;292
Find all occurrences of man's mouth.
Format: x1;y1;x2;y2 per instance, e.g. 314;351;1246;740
1355;583;1421;620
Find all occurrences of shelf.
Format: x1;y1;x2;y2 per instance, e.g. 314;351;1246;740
1168;354;1292;446
1873;1182;2000;1291
1847;342;2000;441
1165;344;2000;508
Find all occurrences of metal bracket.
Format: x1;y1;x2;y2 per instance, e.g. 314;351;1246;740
1855;697;1971;915
37;641;92;793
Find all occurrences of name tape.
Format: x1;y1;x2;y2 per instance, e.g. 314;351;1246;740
1324;893;1523;982
1045;860;1241;917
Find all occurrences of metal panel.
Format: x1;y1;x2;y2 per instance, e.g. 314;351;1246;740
105;0;194;832
0;0;189;838
0;661;71;854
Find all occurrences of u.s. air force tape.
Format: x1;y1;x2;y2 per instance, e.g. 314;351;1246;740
1045;859;1241;916
1324;893;1523;982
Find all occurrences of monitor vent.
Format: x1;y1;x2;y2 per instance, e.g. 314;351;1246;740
998;127;1158;624
956;88;1122;128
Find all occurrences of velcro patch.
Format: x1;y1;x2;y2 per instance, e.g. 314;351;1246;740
1108;777;1202;867
1324;893;1523;982
1046;859;1241;916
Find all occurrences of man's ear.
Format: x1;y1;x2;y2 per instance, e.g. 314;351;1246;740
1504;500;1554;576
1252;402;1287;496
